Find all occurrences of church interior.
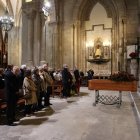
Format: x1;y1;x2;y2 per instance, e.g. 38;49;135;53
0;0;140;139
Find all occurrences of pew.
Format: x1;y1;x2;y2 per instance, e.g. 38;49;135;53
0;88;25;113
52;81;62;97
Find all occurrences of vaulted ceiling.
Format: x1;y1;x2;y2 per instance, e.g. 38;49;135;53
0;0;22;26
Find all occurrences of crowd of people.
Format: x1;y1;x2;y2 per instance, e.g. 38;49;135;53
0;63;86;126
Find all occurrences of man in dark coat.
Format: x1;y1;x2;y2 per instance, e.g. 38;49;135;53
74;67;81;94
0;68;5;89
4;66;20;126
62;64;72;97
43;64;53;106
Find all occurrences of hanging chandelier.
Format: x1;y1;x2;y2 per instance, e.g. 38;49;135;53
0;9;14;32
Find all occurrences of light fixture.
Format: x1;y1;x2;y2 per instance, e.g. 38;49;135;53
86;41;94;48
0;8;14;32
103;40;111;46
42;0;51;20
25;0;32;2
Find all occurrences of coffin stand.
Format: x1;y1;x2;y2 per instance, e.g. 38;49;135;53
88;80;137;107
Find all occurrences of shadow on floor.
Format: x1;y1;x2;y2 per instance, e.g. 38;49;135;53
0;92;89;125
0;107;55;125
19;117;48;125
35;107;55;117
79;92;89;96
67;92;89;104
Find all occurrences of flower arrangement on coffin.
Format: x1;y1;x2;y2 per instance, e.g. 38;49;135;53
109;71;136;82
129;52;138;59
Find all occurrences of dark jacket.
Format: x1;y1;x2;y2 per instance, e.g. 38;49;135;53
0;75;5;89
62;68;72;86
18;69;25;89
74;69;80;82
4;70;19;99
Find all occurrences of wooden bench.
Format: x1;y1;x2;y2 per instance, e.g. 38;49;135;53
0;88;25;112
52;81;62;97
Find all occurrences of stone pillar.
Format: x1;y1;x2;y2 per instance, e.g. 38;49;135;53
130;59;138;78
40;13;46;65
73;22;79;68
138;0;140;92
111;17;118;73
27;10;36;66
33;11;41;66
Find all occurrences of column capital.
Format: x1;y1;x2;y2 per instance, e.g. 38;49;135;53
121;17;127;24
40;11;47;21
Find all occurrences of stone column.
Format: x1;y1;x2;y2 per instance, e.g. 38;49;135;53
27;10;36;66
40;13;46;65
33;11;41;66
73;21;81;69
138;0;140;92
130;59;138;78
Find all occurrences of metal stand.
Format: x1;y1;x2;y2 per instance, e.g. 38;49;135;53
93;90;122;107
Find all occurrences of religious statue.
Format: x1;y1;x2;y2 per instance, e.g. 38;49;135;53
95;45;102;59
93;37;103;59
87;37;110;64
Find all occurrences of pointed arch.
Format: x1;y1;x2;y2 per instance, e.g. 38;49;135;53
0;0;5;10
6;0;14;16
78;0;118;21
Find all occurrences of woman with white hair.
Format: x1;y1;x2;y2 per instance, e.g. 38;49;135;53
23;69;37;116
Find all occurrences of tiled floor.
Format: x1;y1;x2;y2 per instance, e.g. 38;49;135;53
0;87;140;140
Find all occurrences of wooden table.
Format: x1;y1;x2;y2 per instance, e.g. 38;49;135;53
88;80;137;107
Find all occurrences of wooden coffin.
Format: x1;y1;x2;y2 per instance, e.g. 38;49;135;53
88;79;137;92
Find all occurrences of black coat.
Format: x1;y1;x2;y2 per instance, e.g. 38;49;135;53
18;69;25;89
62;68;72;86
4;70;19;99
74;69;80;81
0;75;5;89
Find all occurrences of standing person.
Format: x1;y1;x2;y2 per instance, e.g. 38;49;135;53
62;64;72;98
18;65;27;89
17;65;27;98
0;68;5;100
87;70;93;80
32;67;42;110
90;69;94;78
74;66;81;95
38;66;46;108
43;64;53;106
23;69;37;116
0;68;5;89
4;66;20;126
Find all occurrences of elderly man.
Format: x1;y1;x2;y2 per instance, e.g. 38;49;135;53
43;64;53;106
62;64;72;97
5;66;20;126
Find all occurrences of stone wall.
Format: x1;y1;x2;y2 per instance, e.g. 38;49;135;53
6;0;140;74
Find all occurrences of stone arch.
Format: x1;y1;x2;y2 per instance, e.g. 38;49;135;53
7;0;14;16
72;0;127;24
0;1;5;11
78;0;117;21
71;0;127;72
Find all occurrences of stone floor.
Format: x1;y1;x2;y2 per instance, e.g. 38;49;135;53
131;90;140;130
0;87;140;140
